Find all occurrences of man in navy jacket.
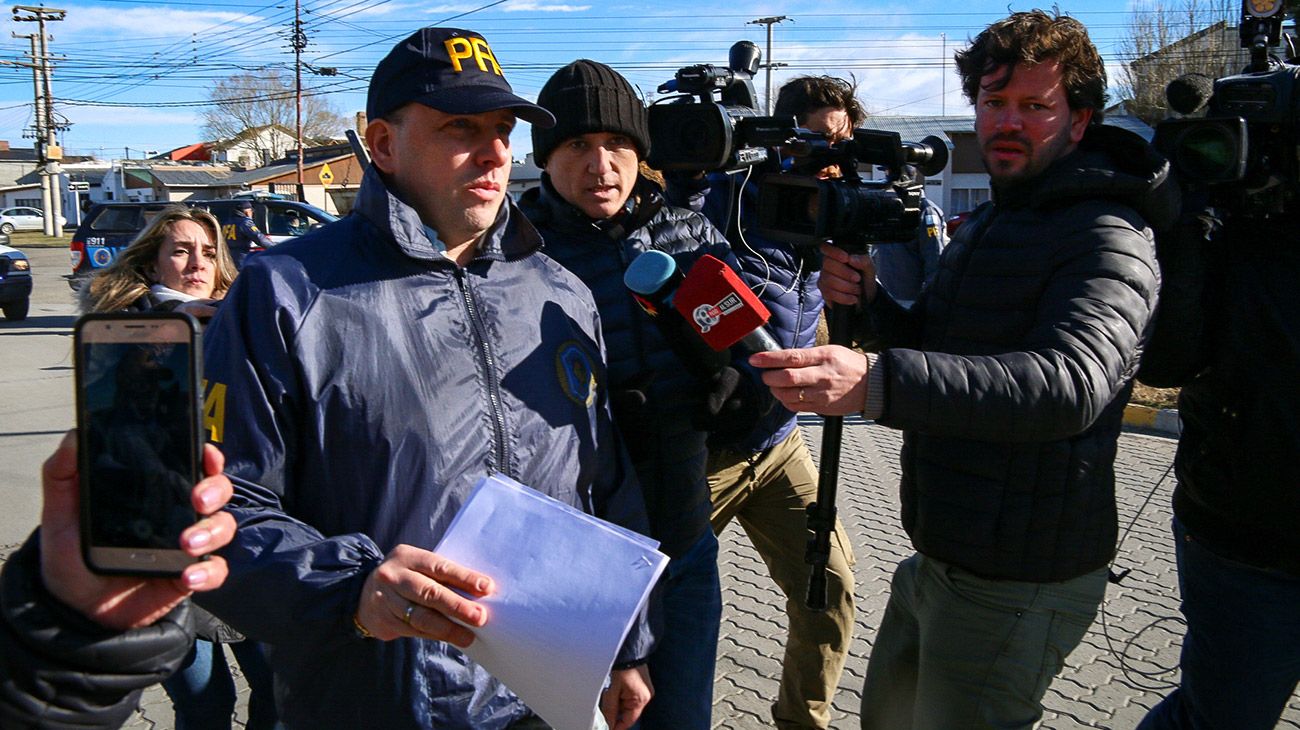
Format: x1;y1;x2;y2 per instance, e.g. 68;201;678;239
196;29;654;730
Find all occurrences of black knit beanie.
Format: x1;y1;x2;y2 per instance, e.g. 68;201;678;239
532;59;650;167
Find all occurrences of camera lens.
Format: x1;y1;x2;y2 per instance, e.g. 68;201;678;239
1176;123;1241;181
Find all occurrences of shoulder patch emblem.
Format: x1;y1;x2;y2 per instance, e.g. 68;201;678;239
555;340;597;407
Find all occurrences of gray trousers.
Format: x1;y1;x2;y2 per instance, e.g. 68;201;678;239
860;553;1107;730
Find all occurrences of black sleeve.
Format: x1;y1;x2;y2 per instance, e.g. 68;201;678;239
0;534;194;730
1138;203;1215;387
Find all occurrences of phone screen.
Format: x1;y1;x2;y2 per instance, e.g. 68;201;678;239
76;315;200;574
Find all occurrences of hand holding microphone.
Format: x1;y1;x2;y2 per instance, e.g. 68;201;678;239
624;251;781;354
623;251;777;444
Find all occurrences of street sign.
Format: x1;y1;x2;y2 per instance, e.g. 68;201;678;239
318;163;334;185
68;181;89;191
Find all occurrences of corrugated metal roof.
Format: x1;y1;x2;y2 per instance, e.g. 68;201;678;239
866;113;1155;143
150;168;233;186
862;116;975;147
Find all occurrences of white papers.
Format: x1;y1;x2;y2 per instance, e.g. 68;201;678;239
434;473;668;730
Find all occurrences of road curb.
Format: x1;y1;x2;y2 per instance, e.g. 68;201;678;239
1123;404;1181;436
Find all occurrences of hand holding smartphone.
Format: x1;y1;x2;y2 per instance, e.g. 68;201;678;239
74;312;204;576
38;430;236;630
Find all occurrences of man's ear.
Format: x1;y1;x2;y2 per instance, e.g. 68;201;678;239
1069;106;1094;144
365;118;397;175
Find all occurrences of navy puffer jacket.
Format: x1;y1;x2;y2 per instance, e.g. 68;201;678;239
521;175;735;558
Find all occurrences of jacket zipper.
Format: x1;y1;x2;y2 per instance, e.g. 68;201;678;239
454;267;510;477
793;273;807;350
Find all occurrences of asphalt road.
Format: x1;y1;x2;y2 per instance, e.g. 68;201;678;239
0;245;78;549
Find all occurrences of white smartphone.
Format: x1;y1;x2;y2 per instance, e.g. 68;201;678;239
74;312;203;576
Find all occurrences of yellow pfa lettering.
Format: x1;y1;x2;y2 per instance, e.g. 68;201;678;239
445;38;474;72
202;379;227;444
222;223;237;240
470;37;502;75
444;36;503;76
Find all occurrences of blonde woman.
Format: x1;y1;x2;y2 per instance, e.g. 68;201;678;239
81;205;236;319
79;204;275;728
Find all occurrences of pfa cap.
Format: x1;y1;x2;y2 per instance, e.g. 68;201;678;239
235;199;254;211
367;27;555;128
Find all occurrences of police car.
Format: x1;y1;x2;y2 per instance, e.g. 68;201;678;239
0;235;32;321
68;199;336;289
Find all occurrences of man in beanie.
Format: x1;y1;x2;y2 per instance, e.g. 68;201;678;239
222;199;271;269
521;58;760;730
196;30;655;729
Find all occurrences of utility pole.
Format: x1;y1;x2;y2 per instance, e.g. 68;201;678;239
10;33;49;226
292;1;307;202
12;6;66;238
941;33;946;116
748;15;789;115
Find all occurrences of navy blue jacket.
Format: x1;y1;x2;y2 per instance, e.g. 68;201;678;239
521;175;734;558
222;214;271;257
868;196;947;307
198;166;652;729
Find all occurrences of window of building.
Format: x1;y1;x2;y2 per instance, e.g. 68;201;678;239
949;188;989;215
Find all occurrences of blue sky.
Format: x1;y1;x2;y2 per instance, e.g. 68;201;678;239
0;0;1214;162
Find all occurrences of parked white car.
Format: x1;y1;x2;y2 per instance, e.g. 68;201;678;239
0;206;66;234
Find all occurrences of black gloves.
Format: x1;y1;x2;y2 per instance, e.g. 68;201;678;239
692;367;773;450
609;370;658;444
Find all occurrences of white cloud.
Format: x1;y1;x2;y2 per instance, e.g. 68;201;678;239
345;3;423;18
62;106;202;129
502;2;593;10
54;4;248;38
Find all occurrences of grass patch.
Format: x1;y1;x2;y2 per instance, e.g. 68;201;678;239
7;230;73;249
1131;383;1179;409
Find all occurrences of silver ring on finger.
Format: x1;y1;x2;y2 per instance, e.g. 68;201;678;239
403;602;416;625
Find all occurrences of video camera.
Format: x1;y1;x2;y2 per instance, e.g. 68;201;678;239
752;129;949;248
1154;0;1300;217
647;41;798;172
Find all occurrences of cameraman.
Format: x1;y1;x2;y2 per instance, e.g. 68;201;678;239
750;11;1176;728
664;75;924;730
1135;204;1300;724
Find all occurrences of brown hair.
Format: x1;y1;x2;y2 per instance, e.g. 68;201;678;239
82;205;235;313
954;10;1107;119
774;76;867;128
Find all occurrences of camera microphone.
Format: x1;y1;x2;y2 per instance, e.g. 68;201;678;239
625;251;781;353
1167;73;1215;116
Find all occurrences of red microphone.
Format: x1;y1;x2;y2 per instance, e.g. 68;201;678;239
673;255;782;352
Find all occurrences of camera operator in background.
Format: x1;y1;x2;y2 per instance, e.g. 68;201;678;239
662;74;895;730
1;432;237;728
1135;103;1300;730
521;58;753;730
750;11;1176;728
